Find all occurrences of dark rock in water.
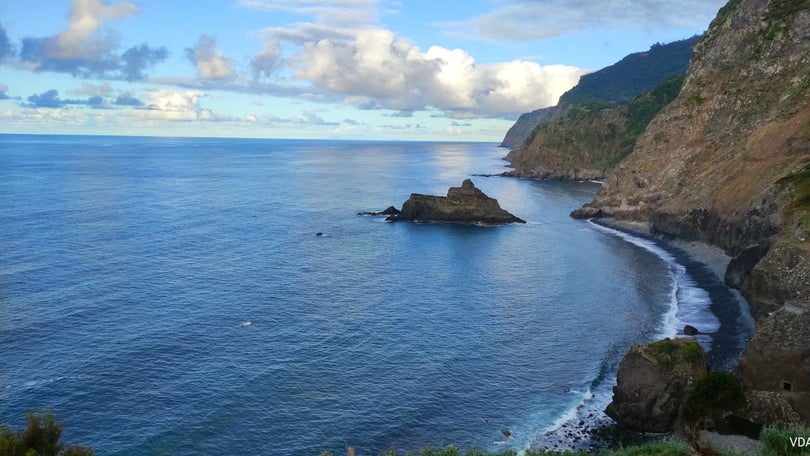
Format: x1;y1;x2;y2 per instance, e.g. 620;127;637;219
683;325;700;336
606;338;708;432
315;232;323;236
358;206;401;216
385;179;525;225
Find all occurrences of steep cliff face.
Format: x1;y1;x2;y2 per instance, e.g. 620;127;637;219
500;37;698;152
574;0;810;424
576;0;810;251
500;107;556;149
505;75;684;180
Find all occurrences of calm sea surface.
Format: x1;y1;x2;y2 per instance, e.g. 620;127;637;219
0;135;749;455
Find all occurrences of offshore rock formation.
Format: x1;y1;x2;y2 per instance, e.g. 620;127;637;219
385;179;525;225
575;0;810;424
606;339;709;432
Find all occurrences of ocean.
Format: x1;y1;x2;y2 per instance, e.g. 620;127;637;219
0;134;752;455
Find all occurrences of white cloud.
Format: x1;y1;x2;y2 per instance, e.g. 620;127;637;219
48;0;139;59
443;0;726;42
288;26;584;117
238;0;386;26
133;90;219;121
250;38;282;79
186;35;236;80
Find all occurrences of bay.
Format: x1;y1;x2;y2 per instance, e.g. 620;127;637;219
0;135;745;455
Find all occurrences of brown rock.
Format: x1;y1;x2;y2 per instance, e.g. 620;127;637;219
734;390;803;428
606;338;708;432
736;308;810;424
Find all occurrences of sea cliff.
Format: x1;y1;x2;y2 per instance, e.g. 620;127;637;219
501;37;698;157
571;0;810;424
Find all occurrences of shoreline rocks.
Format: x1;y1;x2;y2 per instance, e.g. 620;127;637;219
606;338;708;433
358;206;400;217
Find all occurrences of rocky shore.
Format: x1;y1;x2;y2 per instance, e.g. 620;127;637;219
506;0;810;440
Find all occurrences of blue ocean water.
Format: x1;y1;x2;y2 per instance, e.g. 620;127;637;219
0;135;749;455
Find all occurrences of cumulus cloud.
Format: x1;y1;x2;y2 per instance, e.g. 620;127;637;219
121;44;169;80
0;23;14;59
444;0;726;42
227;0;588;118
132;89;227;121
186;35;236;80
18;0;167;80
250;38;282;79
0;84;9;100
50;0;138;59
23;88;111;108
114;92;143;106
288;26;584;117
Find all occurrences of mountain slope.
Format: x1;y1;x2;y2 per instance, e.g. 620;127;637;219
500;36;699;149
573;0;810;423
504;75;684;180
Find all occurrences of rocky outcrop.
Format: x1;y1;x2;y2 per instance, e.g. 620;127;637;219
736;307;810;423
385;179;525;225
606;338;709;432
735;390;804;429
572;0;810;426
358;206;400;216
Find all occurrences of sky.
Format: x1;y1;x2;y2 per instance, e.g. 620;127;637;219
0;0;726;141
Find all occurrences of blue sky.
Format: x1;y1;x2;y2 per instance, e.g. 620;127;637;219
0;0;725;140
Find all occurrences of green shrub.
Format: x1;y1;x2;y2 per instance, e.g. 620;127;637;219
609;441;690;456
0;410;94;456
681;342;703;364
680;371;746;428
760;424;810;456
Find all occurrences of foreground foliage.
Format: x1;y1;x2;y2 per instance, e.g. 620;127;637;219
760;424;810;456
0;410;94;456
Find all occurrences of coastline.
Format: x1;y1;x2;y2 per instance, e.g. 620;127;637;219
589;217;755;370
528;216;757;452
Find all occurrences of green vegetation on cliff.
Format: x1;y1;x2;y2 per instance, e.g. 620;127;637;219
511;74;684;177
680;371;747;428
777;163;810;239
501;37;698;149
558;37;698;107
